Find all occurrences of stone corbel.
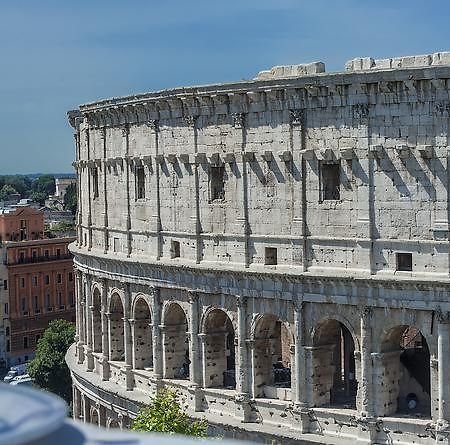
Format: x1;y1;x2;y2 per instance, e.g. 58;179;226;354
179;154;190;164
418;145;433;159
278;151;293;162
242;151;255;162
208;153;221;166
154;154;165;165
290;109;304;126
301;148;315;160
195;153;208;164
261;151;273;163
395;144;411;159
166;154;178;164
223;153;236;164
318;148;334;162
339;147;354;161
369;145;384;159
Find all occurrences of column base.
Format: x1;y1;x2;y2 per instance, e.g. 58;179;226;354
355;416;382;444
98;355;110;381
122;364;133;391
289;404;314;434
434;420;450;444
188;385;204;412
234;393;253;423
77;342;85;364
85;347;94;372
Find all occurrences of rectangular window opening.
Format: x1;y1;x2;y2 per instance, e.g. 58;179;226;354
265;247;278;266
171;240;180;258
210;166;225;201
135;166;146;199
397;253;412;272
321;162;341;201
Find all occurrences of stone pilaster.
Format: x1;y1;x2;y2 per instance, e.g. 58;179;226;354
99;279;110;380
235;296;251;422
150;287;163;379
188;291;202;411
122;316;133;390
437;310;450;424
359;307;374;417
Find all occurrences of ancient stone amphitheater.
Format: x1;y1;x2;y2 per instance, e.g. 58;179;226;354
67;53;450;444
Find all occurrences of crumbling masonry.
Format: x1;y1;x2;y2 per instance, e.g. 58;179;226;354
67;52;450;444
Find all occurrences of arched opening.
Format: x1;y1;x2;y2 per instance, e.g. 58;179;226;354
108;418;120;429
92;288;102;353
253;315;292;400
90;408;99;426
312;319;357;408
133;298;152;369
109;294;124;361
203;309;236;389
163;303;189;379
377;326;430;417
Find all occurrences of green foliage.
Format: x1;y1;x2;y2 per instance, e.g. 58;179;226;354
30;175;55;204
27;319;75;404
63;182;77;214
0;184;18;200
132;389;207;437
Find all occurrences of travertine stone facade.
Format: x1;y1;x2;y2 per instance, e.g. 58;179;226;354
68;53;450;444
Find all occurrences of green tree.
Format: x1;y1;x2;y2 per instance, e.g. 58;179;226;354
0;184;18;200
132;389;207;437
28;319;75;404
64;182;77;214
30;175;56;204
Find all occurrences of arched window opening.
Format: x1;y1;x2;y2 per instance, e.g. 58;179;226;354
109;294;124;361
163;303;189;380
203;309;236;389
312;319;357;408
92;289;102;353
377;326;430;417
253;315;292;400
133;298;152;369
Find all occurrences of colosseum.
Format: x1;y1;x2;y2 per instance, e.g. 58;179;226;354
67;53;450;444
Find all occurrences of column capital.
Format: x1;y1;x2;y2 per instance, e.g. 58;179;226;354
128;318;135;326
188;291;199;304
146;119;159;133
232;112;246;129
121;124;129;137
236;295;247;308
361;306;372;320
437;308;450;323
293;298;304;312
149;286;160;299
183;115;198;127
245;338;255;348
289;109;304;126
198;333;207;343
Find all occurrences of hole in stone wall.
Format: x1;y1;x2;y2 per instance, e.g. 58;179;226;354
320;162;340;201
171;240;180;258
210;166;225;201
396;253;412;271
265;247;277;265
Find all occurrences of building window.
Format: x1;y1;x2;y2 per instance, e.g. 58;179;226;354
68;272;73;282
45;275;50;285
21;297;27;313
35;334;40;345
69;292;75;307
4;303;8;315
5;327;9;337
57;292;62;307
92;167;99;199
56;248;61;259
210;166;225;201
45;293;50;309
32;249;37;260
397;253;412;272
33;276;38;286
33;296;38;310
171;240;180;258
320;162;341;201
19;251;25;263
113;237;119;253
20;277;25;288
265;247;278;266
23;336;28;349
135;166;145;199
6;340;10;352
3;280;7;290
44;250;49;259
57;273;62;284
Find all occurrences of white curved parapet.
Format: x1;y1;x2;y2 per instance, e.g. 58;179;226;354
0;383;250;445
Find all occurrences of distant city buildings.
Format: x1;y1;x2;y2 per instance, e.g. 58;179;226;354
0;205;75;368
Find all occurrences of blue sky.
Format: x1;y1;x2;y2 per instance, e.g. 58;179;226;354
0;0;449;174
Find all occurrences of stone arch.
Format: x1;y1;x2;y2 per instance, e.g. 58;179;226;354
162;302;189;379
92;287;102;353
107;417;120;429
202;308;236;389
251;314;293;399
90;407;99;426
200;306;237;335
374;325;430;417
109;292;124;361
132;296;152;369
311;318;358;408
312;314;360;351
